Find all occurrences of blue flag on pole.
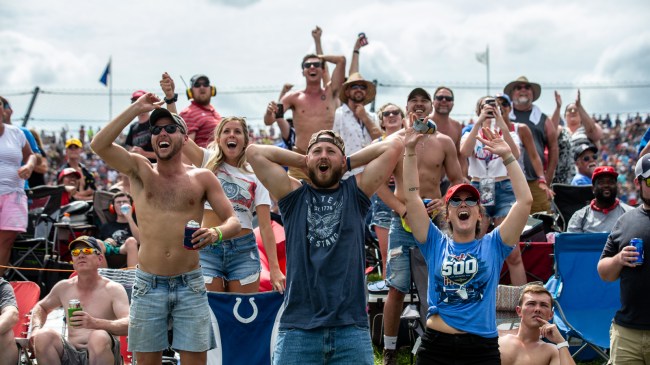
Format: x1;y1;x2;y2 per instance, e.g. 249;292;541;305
99;59;111;86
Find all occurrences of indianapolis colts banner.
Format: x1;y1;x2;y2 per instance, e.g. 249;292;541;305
207;291;284;365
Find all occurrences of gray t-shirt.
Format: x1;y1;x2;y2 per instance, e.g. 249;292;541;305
601;206;650;329
0;278;17;311
278;178;370;329
567;201;633;233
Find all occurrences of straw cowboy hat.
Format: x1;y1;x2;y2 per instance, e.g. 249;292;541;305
503;76;542;102
340;73;376;105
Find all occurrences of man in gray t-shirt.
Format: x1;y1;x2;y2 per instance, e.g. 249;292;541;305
568;166;633;233
0;277;19;365
247;130;401;364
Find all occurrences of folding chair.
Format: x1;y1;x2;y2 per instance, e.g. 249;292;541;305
7;186;64;282
550;184;594;232
547;233;618;363
11;281;41;365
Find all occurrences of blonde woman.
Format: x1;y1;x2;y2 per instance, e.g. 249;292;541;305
183;117;285;293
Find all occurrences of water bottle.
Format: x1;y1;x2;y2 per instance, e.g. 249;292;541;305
61;212;71;225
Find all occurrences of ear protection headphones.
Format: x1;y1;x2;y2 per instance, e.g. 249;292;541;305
185;74;217;100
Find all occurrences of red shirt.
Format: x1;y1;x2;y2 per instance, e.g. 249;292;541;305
179;101;222;147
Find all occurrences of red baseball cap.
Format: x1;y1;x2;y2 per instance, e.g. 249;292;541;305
592;165;618;182
131;90;147;101
445;184;480;204
58;167;82;182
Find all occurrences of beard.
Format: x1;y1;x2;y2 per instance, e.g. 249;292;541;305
308;165;345;189
640;188;650;207
155;141;182;161
594;187;617;207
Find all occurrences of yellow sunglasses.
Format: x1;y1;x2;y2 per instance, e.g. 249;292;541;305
71;247;99;256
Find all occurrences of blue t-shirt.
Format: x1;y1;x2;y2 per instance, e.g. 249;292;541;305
419;225;513;338
19;126;40;190
278;178;370;330
571;173;592;186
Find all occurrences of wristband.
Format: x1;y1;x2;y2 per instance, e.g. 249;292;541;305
211;227;223;245
164;93;178;104
503;154;516;166
346;156;352;172
353;50;360;54
538;176;547;184
556;341;569;350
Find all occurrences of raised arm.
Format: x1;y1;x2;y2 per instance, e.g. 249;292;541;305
478;128;532;246
354;138;402;197
551;91;562;128
575;90;602;143
182;137;206;168
321;55;346;97
312;26;331;87
246;144;304;200
519;125;553;199
544;118;558;184
91;94;162;175
494;107;520;160
401;128;429;242
349;36;362;75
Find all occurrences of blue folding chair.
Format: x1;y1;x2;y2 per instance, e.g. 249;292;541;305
547;233;620;363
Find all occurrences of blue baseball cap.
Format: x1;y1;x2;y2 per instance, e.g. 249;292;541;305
495;93;511;105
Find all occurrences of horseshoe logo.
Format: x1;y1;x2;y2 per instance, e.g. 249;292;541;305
233;297;258;324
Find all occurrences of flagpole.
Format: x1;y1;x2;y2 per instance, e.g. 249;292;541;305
486;45;490;95
109;56;113;120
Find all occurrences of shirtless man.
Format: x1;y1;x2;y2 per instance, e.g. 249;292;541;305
264;53;346;180
30;236;129;365
379;88;464;364
90;92;241;365
499;284;576;365
428;86;466;182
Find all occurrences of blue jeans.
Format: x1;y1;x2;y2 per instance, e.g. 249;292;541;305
369;193;392;230
272;325;373;365
470;179;515;218
128;267;216;352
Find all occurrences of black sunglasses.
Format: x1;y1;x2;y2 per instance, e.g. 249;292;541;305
515;84;531;90
150;124;180;135
382;110;401;117
581;154;598;162
435;95;454;102
449;197;478;207
350;84;368;90
193;81;210;88
303;61;322;69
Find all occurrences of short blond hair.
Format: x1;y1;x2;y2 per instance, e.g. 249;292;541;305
518;284;553;307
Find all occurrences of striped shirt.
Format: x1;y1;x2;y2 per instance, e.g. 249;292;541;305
179;101;222;147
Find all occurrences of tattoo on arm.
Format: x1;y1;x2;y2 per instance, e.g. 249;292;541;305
408;187;419;192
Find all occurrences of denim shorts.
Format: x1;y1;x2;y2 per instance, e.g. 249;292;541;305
386;215;420;293
128;267;216;353
470;179;515;218
272;325;373;365
369;193;392;230
200;232;261;283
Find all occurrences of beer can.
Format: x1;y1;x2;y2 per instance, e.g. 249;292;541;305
631;238;644;266
68;299;82;326
184;220;201;250
422;199;439;219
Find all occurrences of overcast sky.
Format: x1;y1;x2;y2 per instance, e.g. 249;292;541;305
1;0;649;133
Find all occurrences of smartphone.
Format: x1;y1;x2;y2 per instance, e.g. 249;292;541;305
358;32;368;47
275;103;284;118
485;98;496;117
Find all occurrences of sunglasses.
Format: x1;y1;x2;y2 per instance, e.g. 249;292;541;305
449;197;478;207
150;124;180;135
515;84;531;91
581;154;598;162
382;110;401;117
303;61;322;69
640;177;650;188
193;81;211;88
71;247;99;256
435;95;454;102
497;100;511;108
349;84;368;90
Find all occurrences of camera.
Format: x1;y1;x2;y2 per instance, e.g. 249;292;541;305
358;32;368;47
484;98;497;117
